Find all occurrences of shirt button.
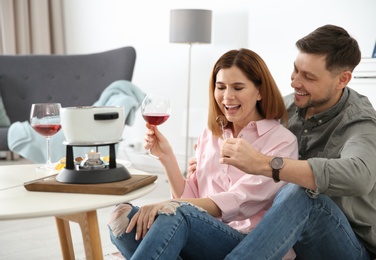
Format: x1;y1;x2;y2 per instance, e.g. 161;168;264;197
304;129;308;133
318;120;322;124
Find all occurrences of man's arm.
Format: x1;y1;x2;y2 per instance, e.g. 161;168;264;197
219;138;317;190
273;158;316;190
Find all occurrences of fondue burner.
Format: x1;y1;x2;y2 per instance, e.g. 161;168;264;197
80;150;107;170
56;141;131;184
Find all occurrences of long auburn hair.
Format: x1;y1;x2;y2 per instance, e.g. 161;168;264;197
208;48;288;138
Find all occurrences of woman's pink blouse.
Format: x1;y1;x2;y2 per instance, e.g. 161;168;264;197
181;119;298;233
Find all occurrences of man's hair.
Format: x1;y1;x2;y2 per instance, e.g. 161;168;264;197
296;24;361;73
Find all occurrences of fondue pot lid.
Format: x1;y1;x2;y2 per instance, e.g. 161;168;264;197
61;105;123;110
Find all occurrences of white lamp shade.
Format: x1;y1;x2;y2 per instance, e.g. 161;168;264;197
170;9;212;44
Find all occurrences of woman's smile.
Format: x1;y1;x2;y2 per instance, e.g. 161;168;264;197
224;104;241;114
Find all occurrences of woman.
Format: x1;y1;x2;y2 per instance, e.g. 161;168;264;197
108;48;298;259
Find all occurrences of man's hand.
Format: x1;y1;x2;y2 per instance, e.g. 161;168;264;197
220;138;264;174
186;144;197;179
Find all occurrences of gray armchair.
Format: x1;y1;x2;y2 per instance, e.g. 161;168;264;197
0;46;136;157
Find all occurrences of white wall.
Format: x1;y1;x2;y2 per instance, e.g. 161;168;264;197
62;0;376;170
248;0;376;96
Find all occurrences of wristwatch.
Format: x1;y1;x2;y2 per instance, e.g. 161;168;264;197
270;157;284;182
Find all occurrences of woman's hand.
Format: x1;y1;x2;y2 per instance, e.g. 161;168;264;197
144;123;173;161
126;201;178;240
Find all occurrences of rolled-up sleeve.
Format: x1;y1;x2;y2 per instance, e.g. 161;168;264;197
309;127;376;196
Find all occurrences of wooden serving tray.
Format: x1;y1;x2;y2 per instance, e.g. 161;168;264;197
24;174;158;195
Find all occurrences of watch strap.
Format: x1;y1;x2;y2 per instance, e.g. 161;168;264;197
272;168;280;182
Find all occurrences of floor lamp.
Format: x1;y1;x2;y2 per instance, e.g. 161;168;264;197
170;9;212;174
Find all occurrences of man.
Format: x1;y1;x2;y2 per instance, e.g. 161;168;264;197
220;25;376;259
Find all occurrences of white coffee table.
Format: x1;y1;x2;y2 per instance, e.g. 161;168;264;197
0;164;157;260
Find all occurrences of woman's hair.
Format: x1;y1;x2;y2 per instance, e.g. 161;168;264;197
295;24;361;74
208;48;288;138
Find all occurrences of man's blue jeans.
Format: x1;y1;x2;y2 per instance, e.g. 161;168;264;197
109;203;246;260
225;183;371;260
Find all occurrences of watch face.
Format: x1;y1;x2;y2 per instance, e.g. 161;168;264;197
271;157;284;169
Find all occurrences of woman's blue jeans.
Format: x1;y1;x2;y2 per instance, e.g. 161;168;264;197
108;203;246;260
225;183;371;260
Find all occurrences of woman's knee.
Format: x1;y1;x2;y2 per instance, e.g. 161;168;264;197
108;203;134;238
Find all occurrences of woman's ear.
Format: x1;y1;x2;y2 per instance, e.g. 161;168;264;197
257;92;262;101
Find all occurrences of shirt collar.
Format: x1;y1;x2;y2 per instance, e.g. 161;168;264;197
243;119;281;136
297;88;349;123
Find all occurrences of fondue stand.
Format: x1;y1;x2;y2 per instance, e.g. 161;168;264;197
58;106;131;184
56;141;131;184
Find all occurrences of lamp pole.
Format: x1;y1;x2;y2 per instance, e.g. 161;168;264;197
169;9;212;176
184;43;192;175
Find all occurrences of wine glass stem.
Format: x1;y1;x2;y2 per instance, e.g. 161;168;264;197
147;124;160;159
45;136;52;166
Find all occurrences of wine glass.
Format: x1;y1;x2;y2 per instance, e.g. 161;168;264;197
141;94;171;159
30;103;62;171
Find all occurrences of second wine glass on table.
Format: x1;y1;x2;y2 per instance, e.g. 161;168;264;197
30;103;62;171
141;94;171;159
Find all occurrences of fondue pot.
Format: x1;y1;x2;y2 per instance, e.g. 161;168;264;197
60;106;125;144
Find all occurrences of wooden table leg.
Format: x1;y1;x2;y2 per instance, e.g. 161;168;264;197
55;217;75;260
56;210;104;260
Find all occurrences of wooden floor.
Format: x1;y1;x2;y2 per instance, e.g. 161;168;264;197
0;156;170;260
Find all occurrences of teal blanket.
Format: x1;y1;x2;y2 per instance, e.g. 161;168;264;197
8;80;145;163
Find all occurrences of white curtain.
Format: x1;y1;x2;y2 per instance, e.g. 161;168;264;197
0;0;65;54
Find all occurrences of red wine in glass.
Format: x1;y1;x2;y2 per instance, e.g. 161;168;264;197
32;124;62;137
141;94;171;159
30;103;62;171
142;113;170;125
